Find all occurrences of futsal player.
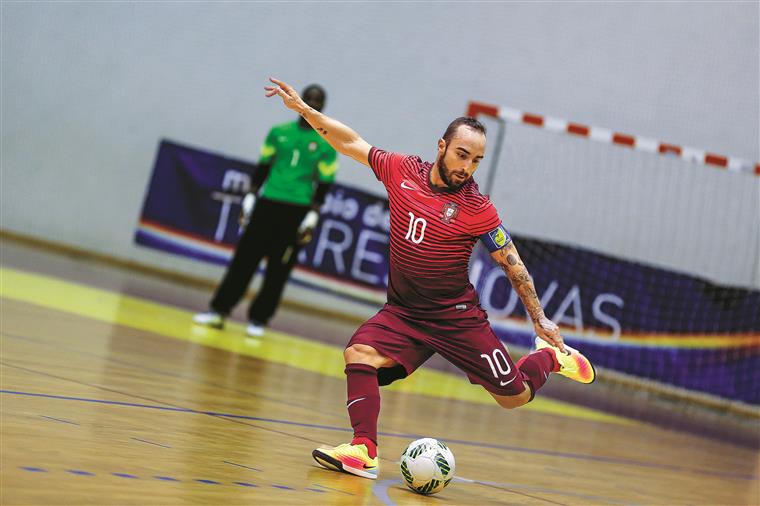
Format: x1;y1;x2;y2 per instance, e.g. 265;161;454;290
265;78;595;479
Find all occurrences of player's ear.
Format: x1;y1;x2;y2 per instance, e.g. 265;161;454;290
437;138;446;155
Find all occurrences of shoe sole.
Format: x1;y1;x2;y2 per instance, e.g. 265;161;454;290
570;356;597;384
312;449;377;480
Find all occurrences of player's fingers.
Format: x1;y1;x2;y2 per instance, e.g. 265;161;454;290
265;87;289;101
540;330;564;352
269;77;293;93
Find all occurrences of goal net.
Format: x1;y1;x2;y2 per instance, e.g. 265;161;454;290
466;101;760;408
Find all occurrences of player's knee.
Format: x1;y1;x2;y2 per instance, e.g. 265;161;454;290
344;344;393;368
492;385;532;410
344;344;379;365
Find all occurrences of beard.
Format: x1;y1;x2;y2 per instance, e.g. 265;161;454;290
436;147;470;190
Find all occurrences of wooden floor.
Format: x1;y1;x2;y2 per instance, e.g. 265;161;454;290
1;241;758;505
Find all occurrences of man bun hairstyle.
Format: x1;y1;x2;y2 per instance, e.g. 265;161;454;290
442;116;486;144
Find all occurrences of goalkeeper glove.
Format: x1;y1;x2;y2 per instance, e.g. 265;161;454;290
296;209;319;245
239;193;257;229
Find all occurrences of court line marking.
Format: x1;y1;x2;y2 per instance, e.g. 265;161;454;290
14;465;347;495
2;389;755;482
222;460;262;472
312;483;355;495
0;266;632;426
112;473;138;479
5;351;757;486
2;330;351;423
39;415;79;425
131;437;171;449
373;479;398;506
452;476;633;505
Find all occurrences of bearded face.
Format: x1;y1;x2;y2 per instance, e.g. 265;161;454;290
436;144;472;191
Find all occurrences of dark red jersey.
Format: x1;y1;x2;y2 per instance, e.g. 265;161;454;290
369;147;502;319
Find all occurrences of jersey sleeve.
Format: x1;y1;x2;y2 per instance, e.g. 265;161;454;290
368;147;407;184
316;146;339;183
470;202;502;236
258;127;278;164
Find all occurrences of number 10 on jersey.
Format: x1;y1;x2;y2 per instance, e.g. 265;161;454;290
405;212;427;244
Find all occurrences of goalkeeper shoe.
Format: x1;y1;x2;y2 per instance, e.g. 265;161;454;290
312;442;378;480
246;322;265;337
534;337;596;384
192;311;224;329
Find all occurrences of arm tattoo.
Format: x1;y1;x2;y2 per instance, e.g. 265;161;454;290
316;127;328;135
499;255;543;323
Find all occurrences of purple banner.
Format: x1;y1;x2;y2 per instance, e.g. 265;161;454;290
136;139;760;404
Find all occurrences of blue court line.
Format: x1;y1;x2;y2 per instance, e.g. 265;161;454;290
155;476;180;482
454;477;632;505
1;331;350;423
373;479;399;506
112;473;138;479
3;389;756;482
131;437;171;448
312;483;356;496
222;460;262;472
39;415;79;425
16;467;289;491
67;469;94;476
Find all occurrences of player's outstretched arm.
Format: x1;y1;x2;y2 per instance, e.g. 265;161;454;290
265;77;372;167
491;242;566;352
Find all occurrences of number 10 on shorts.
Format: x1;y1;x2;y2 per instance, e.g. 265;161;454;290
481;349;514;386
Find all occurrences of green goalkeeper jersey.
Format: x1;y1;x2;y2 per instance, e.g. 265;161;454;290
258;121;339;206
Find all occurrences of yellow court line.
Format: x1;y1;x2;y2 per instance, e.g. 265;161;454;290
0;266;634;426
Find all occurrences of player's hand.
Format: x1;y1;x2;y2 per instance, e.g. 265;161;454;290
534;316;566;353
265;77;307;114
239;192;256;229
296;210;319;245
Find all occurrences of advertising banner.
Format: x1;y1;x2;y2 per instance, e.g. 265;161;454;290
137;140;760;403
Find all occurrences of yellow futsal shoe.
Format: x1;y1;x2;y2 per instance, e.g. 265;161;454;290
312;442;378;480
535;337;596;384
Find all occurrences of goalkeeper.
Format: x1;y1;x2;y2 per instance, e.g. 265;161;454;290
193;84;338;337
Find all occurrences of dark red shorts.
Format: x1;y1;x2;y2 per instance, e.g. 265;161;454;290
347;305;526;396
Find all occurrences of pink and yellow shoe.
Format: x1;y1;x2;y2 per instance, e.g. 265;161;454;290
312;441;378;480
535;337;596;384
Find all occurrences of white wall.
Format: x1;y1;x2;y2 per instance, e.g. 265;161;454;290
2;2;758;288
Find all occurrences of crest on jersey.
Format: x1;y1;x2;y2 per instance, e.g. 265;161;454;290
309;142;317;151
441;202;459;223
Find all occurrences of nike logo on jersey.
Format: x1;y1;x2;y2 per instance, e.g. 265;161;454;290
500;377;517;386
400;181;416;191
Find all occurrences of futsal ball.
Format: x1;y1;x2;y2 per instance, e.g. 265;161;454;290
399;438;455;495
